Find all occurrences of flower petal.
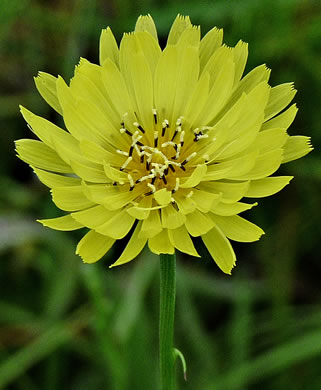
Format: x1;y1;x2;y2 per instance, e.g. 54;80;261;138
262;103;297;130
167;14;192;45
70;159;109;184
51;186;95;211
15;139;73;173
135;31;161;76
211;201;258;216
232;40;248;86
34;72;63;115
38;215;83;231
264;83;296;121
185;209;215;237
180;164;207;188
126;196;153;220
20;106;78;158
202;225;236;275
191;189;221;212
217;64;270;122
199;26;223;72
154;188;172;206
95;209;135;239
210;214;264;242
110;221;147;267
173;191;196;215
199;47;235;123
71;205;116;228
33;168;81;188
76;230;115;263
173;46;199;120
148;229;174;255
154;45;178;122
198;181;249;203
135;14;158;41
161;204;186;229
236;149;283;180
168;225;200;257
245;176;293;198
255;128;288;154
139;210;162;238
79;139;124;166
282;136;313;163
99;27;119;66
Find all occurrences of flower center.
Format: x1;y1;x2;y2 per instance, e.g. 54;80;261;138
116;109;209;197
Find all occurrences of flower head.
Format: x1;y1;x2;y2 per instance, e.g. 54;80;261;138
16;14;312;273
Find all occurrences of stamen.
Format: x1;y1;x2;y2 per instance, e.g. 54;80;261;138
116;150;129;156
152;108;158;124
136;173;155;183
128;174;134;191
174;143;182;160
147;183;156;193
162;120;169;137
162;175;167;185
180;131;185;146
186;190;194;198
120;156;132;171
154;131;158;147
129;145;134;156
162;141;176;148
151;176;156;185
133;121;145;134
181;152;197;166
172;178;180;193
176;117;183;126
168;164;175;172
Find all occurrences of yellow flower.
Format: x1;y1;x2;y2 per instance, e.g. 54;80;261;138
16;14;312;273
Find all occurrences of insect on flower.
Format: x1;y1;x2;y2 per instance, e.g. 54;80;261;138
16;14;313;273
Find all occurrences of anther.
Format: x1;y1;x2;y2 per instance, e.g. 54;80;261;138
129;146;134;156
147;183;156;193
152;108;158;124
133;121;145;134
181;152;197;166
161;141;176;148
154;131;158;147
180;131;185;146
168;164;175;173
120;156;132;171
172;178;180;193
140;154;144;163
162;175;167;185
176;117;183;126
116;150;129;156
162;120;169;137
128;174;134;191
151;176;156;185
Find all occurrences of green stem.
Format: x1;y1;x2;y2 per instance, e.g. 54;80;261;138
159;253;176;390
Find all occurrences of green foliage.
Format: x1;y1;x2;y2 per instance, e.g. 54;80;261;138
0;0;320;389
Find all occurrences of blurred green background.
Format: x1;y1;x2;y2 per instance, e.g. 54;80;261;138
1;0;320;389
